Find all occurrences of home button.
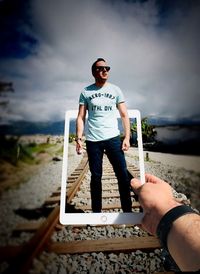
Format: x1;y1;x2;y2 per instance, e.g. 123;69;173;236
101;215;107;223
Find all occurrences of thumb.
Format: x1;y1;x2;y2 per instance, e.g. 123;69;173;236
130;178;143;195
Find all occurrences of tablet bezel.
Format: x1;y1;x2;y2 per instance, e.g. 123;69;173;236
59;109;145;225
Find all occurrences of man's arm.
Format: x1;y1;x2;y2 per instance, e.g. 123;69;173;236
117;102;130;151
131;174;200;271
168;213;200;271
76;104;86;154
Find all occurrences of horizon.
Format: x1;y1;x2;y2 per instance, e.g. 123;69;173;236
1;115;200;133
1;116;199;156
1;114;200;127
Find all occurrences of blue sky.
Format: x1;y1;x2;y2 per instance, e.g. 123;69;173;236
0;0;199;123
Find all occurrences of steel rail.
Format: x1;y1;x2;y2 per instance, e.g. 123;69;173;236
1;153;169;274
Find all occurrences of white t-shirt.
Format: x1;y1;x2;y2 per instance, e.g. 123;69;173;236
79;82;125;141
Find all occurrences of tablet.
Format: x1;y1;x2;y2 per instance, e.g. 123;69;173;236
59;109;145;225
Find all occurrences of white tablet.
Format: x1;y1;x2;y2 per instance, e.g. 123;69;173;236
60;109;145;225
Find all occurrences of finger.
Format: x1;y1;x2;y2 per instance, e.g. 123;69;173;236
122;142;126;149
76;144;81;154
145;173;164;184
122;146;128;151
130;178;143;195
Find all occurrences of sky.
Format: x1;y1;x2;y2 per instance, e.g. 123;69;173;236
0;0;200;124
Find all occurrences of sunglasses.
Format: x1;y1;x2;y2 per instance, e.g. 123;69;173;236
95;66;110;72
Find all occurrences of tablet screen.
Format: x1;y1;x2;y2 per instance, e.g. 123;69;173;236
60;109;145;225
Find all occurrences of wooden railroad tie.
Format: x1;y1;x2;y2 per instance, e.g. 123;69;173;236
47;236;161;254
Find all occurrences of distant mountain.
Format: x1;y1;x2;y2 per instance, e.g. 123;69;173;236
0;117;199;155
0;117;199;135
0;120;66;135
147;116;200;126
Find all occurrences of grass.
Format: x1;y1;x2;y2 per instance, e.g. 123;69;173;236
19;143;56;164
0;135;64;192
0;136;62;166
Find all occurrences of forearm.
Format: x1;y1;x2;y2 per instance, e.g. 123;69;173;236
131;175;200;271
76;116;84;138
118;102;130;140
168;213;200;271
121;115;130;140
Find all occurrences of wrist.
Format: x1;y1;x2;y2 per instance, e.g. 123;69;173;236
75;137;82;142
124;136;130;141
156;200;181;221
144;201;180;235
156;205;197;251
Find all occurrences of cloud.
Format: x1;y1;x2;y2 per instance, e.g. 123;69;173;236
0;0;199;122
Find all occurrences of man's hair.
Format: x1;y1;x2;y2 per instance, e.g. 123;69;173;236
91;58;106;76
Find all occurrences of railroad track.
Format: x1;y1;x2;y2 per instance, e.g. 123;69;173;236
0;152;173;274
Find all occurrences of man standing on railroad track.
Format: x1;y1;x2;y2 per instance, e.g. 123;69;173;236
76;57;132;212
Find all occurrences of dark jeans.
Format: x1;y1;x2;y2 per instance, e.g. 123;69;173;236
86;136;132;212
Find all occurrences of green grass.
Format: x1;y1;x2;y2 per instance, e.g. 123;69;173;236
24;142;54;154
55;146;63;156
0;136;61;166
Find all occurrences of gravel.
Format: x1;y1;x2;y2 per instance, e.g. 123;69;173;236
0;144;83;246
0;144;199;273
